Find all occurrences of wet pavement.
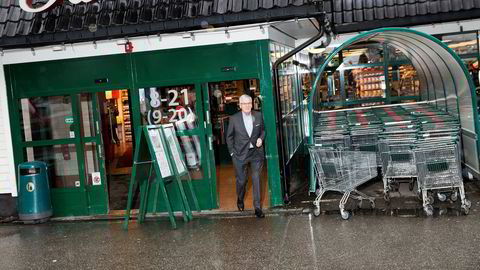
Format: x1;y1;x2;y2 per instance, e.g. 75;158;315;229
2;178;480;269
2;205;480;269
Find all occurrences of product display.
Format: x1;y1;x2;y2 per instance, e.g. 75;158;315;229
121;90;132;143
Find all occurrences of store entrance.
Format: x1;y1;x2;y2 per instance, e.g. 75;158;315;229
96;90;135;211
206;79;268;211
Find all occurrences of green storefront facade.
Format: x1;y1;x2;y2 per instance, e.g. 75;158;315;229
4;40;288;217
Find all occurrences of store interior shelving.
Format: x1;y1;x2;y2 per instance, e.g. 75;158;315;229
121;90;132;143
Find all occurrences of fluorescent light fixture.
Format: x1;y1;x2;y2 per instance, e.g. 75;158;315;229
52;44;65;51
308;47;326;54
182;32;194;39
116;38;128;45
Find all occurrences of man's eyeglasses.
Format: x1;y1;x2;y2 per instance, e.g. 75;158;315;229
240;102;252;105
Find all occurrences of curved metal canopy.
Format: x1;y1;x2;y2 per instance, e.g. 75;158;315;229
308;28;480;176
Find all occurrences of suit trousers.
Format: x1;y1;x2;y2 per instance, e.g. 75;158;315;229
233;148;263;210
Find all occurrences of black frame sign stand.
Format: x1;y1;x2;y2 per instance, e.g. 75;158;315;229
123;124;200;229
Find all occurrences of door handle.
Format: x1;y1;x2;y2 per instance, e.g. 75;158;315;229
96;121;100;135
98;145;104;159
208;136;213;151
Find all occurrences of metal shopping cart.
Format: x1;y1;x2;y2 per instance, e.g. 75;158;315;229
414;143;471;216
313;111;350;149
308;146;378;219
379;139;418;201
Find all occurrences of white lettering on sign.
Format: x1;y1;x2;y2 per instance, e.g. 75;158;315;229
20;0;94;13
146;88;192;125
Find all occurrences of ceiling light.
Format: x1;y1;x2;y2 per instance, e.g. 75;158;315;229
116;38;128;45
182;32;194;39
308;47;326;54
52;44;65;51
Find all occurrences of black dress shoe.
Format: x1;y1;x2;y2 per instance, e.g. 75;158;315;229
255;208;265;218
237;203;244;212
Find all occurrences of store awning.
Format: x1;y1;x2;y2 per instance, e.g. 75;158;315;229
309;28;480;176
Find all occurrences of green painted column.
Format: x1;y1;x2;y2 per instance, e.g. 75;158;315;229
258;41;283;207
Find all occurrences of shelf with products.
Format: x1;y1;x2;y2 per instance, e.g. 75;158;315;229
388;64;419;97
351;68;386;99
119;89;132;143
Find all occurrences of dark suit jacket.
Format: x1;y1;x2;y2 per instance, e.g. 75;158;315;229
226;110;265;161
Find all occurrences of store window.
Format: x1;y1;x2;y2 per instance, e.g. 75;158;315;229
388;64;420;97
441;32;480;91
348;67;386;100
139;85;203;179
19;95;74;142
25;144;80;188
442;32;478;55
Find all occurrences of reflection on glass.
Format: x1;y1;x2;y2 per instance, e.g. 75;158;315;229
84;142;99;186
139;85;203;180
388;64;419;97
464;58;480;89
321;71;342;102
176;135;203;180
20;96;73;142
79;93;94;138
342;45;384;65
26;144;79;188
442;33;478;55
350;68;386;99
387;46;409;62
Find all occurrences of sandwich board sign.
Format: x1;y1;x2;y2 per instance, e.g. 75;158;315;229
123;125;199;229
154;124;200;214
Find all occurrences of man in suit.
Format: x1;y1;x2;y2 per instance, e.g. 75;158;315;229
226;94;265;218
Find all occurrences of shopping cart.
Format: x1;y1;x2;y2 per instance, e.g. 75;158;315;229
313;111;350;149
379;140;418;201
414;143;471;216
308;146;378;219
348;109;382;163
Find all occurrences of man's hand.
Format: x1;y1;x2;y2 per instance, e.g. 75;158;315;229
256;138;262;147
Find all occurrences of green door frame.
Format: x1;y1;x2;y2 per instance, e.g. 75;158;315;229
82;93;109;215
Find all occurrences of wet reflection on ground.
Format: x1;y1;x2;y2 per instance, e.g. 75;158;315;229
1;210;480;269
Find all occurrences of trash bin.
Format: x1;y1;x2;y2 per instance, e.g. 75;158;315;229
17;161;53;222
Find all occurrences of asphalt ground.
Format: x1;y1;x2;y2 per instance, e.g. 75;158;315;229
1;179;480;270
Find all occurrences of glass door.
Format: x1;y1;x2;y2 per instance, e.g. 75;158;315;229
19;95;89;216
138;84;216;210
78;93;108;215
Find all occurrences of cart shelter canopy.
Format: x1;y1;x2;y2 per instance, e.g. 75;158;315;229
309;28;480;178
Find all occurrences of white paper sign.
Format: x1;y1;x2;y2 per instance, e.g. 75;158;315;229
163;126;186;174
91;172;101;186
148;129;172;178
70;131;75;138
